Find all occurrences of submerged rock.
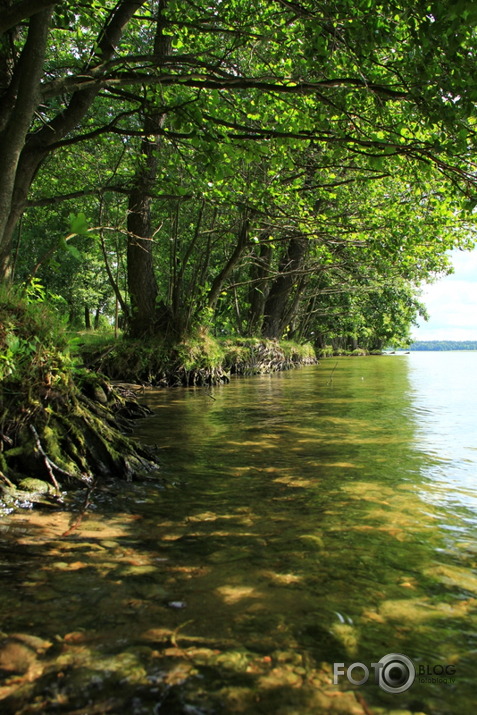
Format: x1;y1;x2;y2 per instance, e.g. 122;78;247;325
18;478;54;494
0;633;52;674
0;640;37;674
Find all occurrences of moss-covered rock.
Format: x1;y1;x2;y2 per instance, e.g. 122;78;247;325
18;478;54;494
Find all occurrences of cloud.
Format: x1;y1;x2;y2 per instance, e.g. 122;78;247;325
412;249;477;341
445;248;477;281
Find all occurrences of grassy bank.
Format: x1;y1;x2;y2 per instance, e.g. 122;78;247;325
316;346;384;357
78;332;317;386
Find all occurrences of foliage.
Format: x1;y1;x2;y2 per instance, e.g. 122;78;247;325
1;1;477;349
0;284;70;383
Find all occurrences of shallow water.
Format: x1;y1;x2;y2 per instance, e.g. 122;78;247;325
1;354;476;714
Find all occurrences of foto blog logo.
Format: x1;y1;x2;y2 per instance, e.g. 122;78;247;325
333;653;456;694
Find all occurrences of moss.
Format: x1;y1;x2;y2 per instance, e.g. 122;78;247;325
3;446;24;458
1;290;160;500
18;478;54;494
0;451;9;476
42;424;78;473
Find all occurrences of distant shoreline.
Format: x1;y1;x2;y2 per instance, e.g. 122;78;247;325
408;341;477;351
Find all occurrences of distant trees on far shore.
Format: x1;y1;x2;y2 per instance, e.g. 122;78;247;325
409;341;477;351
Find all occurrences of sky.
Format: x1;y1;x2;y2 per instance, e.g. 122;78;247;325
412;248;477;342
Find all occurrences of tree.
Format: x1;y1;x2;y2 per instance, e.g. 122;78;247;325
2;0;477;345
0;1;149;278
126;2;171;337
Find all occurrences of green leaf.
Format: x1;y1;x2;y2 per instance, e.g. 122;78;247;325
68;212;89;235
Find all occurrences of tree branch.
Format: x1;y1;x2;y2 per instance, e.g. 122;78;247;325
0;0;58;35
46;117;193;151
27;1;147;152
26;185;192;206
41;70;410;101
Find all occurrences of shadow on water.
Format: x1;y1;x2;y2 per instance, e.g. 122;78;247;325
0;497;352;715
1;358;477;714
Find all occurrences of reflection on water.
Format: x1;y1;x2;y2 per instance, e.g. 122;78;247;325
1;355;477;714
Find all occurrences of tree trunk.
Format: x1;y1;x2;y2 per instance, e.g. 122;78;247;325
94;306;101;330
126;179;161;338
248;239;273;335
207;214;249;310
126;1;171;338
170;199;204;335
0;8;52;279
84;306;92;330
262;235;308;339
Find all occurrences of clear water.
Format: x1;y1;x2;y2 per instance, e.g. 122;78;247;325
1;354;476;714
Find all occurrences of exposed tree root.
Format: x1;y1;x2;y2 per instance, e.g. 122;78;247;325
1;374;160;509
0;294;161;509
80;337;317;386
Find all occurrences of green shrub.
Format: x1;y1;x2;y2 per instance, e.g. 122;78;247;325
0;284;72;386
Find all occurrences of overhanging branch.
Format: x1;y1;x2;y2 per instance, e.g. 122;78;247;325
41;70;410;101
0;0;59;34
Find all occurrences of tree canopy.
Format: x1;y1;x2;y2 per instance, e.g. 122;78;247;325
1;0;477;346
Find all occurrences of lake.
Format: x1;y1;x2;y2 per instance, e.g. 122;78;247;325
1;353;476;714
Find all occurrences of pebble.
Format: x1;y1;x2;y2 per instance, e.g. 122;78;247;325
0;640;37;673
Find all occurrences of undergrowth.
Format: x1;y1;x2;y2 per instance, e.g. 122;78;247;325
0;284;74;393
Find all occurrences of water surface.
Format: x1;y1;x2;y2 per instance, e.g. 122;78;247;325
1;354;476;714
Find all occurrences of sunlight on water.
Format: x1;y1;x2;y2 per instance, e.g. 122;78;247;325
1;354;477;714
408;352;477;514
